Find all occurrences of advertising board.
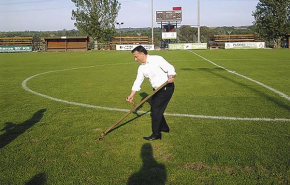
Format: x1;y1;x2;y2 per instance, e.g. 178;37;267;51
225;42;265;49
116;44;154;51
0;46;32;52
169;43;207;50
162;32;177;39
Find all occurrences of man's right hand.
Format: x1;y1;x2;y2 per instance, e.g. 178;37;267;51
126;91;136;103
126;96;134;103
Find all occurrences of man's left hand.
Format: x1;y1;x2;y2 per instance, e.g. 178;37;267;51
168;75;175;83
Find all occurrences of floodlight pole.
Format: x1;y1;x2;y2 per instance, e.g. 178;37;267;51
197;0;201;43
116;22;124;44
151;0;154;44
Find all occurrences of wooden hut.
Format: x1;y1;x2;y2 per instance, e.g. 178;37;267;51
42;36;90;52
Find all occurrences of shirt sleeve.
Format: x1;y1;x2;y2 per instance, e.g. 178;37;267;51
131;66;145;91
157;56;177;76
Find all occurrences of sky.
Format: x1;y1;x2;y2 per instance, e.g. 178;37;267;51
0;0;259;32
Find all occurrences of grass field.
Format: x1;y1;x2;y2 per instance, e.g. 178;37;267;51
1;49;290;184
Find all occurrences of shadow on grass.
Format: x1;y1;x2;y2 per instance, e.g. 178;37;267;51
180;67;194;71
107;92;151;135
200;68;290;111
25;173;47;185
0;109;46;149
127;143;167;185
108;110;150;134
132;92;150;116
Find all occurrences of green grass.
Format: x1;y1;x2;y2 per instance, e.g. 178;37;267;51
1;49;290;184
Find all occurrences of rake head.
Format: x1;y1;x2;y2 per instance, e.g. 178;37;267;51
98;133;105;141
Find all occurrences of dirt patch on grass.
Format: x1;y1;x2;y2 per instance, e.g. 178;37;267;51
181;162;271;176
92;128;102;132
82;151;94;157
182;162;225;172
152;145;173;162
183;162;210;171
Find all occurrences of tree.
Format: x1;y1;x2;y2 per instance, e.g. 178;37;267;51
200;26;213;43
177;26;214;43
178;25;196;42
252;0;290;48
71;0;121;49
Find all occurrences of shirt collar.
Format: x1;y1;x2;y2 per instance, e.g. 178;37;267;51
141;55;150;65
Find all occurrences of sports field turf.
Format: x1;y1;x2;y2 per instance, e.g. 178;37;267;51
1;49;290;184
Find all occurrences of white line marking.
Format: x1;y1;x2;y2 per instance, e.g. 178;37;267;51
190;51;290;101
164;113;290;122
22;61;290;122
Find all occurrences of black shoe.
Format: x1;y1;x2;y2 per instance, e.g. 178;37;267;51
161;128;170;133
143;134;161;141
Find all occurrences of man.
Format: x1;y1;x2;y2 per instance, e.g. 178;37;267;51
126;45;176;141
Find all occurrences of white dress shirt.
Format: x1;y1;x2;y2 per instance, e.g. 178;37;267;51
131;55;177;91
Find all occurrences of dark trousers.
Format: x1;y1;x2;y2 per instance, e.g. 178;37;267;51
150;83;174;136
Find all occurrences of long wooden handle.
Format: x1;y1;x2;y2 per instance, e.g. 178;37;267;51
99;81;168;139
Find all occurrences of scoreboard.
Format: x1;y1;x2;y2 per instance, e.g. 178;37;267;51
156;10;182;23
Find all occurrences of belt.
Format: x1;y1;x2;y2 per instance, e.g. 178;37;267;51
153;82;173;91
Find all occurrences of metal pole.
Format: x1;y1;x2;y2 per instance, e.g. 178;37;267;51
227;30;232;41
116;22;124;44
197;0;201;43
151;0;154;44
